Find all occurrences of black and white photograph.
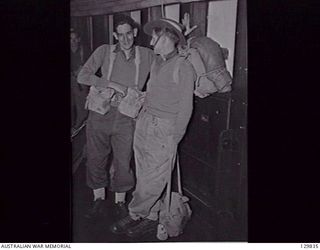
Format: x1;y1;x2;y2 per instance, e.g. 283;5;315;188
71;0;247;242
3;0;319;246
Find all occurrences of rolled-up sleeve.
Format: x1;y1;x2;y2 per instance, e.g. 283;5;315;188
77;45;110;87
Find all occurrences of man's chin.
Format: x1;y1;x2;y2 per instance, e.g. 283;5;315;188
121;45;133;51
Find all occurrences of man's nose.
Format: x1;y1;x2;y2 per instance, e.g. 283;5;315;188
124;35;129;43
150;38;155;46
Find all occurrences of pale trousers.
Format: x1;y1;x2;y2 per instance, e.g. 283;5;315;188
128;109;176;221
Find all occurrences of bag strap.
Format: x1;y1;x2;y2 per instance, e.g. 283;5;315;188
107;44;117;81
198;67;231;92
165;149;183;213
176;153;182;194
86;44;116;109
108;45;140;88
134;46;141;88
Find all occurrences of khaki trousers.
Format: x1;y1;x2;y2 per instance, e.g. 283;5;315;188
129;110;176;221
86;108;135;192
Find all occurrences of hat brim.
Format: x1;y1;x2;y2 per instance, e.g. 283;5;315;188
143;20;186;46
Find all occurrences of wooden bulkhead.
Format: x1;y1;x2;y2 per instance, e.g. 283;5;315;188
71;0;247;241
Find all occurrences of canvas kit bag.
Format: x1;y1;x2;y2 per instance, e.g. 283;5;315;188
118;87;146;118
158;151;192;240
86;45;144;117
85;86;115;115
179;36;232;98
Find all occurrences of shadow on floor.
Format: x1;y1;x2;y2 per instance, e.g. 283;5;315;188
72;160;217;242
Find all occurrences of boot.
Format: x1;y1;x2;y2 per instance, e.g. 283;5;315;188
110;215;141;234
126;218;158;238
84;198;106;219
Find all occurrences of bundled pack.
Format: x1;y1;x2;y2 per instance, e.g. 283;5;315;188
180;36;232;98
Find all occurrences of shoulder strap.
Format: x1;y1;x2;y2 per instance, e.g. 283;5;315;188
134;46;141;88
107;44;117;81
165;150;183;213
173;56;185;84
107;45;140;88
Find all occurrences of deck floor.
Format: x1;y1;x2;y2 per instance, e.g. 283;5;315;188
72;158;217;242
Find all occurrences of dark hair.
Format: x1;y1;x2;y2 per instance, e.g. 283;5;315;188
70;28;80;38
114;14;137;31
153;27;180;46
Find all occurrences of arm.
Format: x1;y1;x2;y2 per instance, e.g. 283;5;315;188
137;47;156;91
77;45;125;94
173;60;196;144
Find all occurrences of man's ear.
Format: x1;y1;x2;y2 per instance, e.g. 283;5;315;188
113;32;118;40
133;28;138;37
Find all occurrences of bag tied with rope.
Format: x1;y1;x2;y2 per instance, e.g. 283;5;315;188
85;86;115;115
158;151;192;239
118;87;146;118
117;45;145;118
179;36;232;98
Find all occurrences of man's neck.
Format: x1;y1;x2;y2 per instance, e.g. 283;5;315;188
121;47;133;60
160;48;176;61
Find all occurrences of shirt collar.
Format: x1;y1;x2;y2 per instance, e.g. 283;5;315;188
113;43;136;60
161;49;178;62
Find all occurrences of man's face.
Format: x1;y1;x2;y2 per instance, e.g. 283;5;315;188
70;32;80;51
150;30;167;55
114;23;137;51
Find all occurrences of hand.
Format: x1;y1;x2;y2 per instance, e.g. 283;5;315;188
181;13;198;36
194;89;211;98
108;82;127;96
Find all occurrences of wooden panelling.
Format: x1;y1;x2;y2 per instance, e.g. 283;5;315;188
165;4;180;22
180;95;230;166
71;0;206;17
108;15;114;44
207;0;238;75
180;2;191;21
148;6;162;21
189;1;208;37
92;15;108;49
71;16;92;60
229;97;247;130
70;0;247;241
232;0;247;99
215;128;247;240
130;10;142;24
88;16;93;51
179;150;217;208
103;15;110;44
139;8;151;47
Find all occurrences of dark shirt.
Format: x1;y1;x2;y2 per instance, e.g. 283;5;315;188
71;47;83;74
145;50;196;142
